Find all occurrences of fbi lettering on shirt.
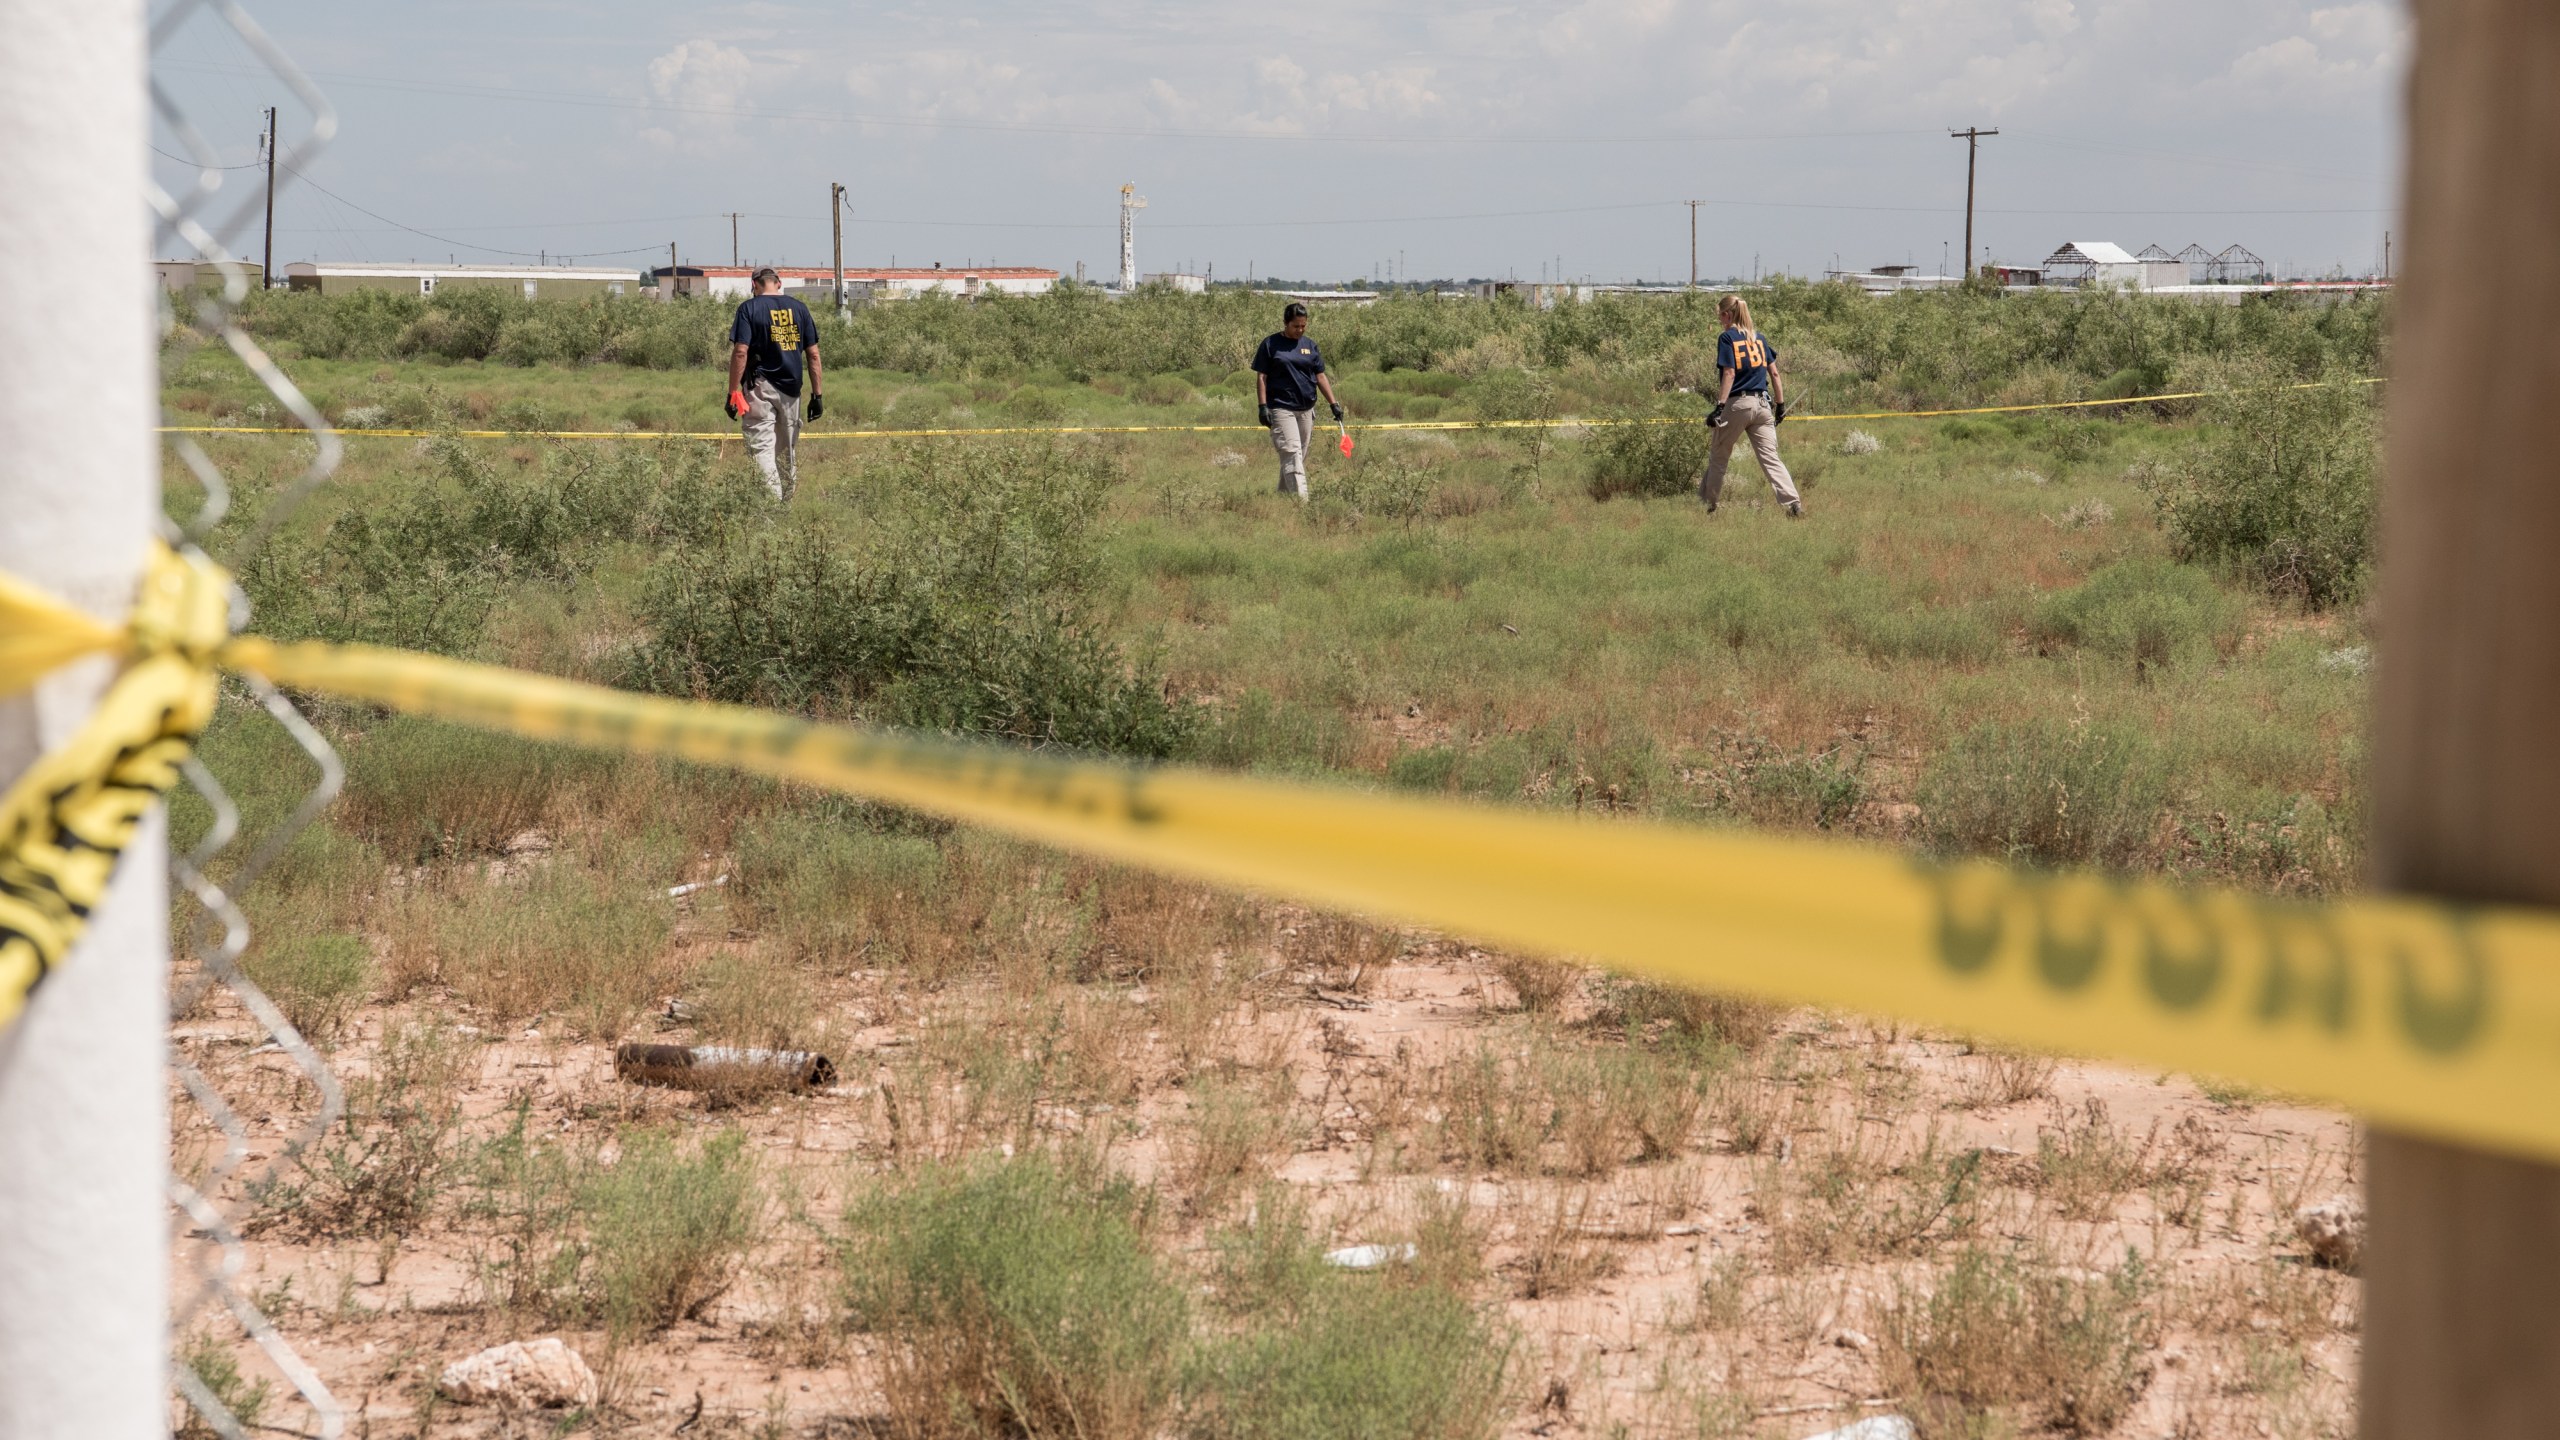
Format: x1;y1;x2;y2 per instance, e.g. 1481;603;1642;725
770;308;802;351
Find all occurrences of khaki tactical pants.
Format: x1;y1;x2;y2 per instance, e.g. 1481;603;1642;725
1701;393;1800;508
742;378;802;501
1268;406;1315;499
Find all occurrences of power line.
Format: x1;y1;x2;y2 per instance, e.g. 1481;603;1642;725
278;163;668;260
150;143;260;170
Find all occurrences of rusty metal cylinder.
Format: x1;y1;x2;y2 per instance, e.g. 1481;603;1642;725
613;1043;837;1092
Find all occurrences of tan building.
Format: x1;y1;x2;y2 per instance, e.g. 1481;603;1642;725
283;261;644;298
154;259;263;291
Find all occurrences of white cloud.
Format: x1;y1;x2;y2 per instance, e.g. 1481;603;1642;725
641;39;757;151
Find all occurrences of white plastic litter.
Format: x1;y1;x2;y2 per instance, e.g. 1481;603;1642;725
1323;1243;1417;1270
666;874;731;898
1799;1418;1914;1440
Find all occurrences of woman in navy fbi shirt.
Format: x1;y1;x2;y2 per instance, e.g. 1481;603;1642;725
1250;302;1345;500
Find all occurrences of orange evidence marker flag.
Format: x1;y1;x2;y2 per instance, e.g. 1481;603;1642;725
1338;428;1355;456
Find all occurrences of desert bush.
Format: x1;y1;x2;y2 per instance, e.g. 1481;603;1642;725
1878;1244;2158;1437
2143;361;2379;605
176;1330;271;1438
239;435;757;654
271;1018;475;1239
241;930;371;1043
234;282;2385;414
731;810;946;962
1585;397;1709;500
339;717;611;862
1187;1277;1511;1440
430;857;671;1037
841;1152;1188;1440
629;440;1193;757
1920;717;2171;871
2033;556;2241;670
578;1128;762;1340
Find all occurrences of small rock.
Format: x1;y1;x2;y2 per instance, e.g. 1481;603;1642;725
1830;1327;1875;1353
2296;1195;2365;1272
437;1338;598;1410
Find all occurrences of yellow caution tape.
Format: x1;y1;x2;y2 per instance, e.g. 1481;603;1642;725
18;523;2545;1165
0;545;229;1029
154;378;2381;444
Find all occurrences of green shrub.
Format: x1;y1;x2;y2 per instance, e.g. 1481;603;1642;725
1189;1280;1510;1440
1920;718;2170;871
1586;398;1709;500
628;440;1194;757
1135;372;1198;406
2143;362;2379;605
841;1153;1188;1440
732;810;945;961
432;858;672;1037
340;717;613;862
578;1128;761;1342
2032;557;2241;670
242;930;371;1043
176;1330;272;1438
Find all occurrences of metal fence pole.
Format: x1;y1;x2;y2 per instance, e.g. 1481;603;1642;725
0;0;169;1434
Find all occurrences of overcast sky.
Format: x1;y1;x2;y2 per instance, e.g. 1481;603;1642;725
150;1;2406;283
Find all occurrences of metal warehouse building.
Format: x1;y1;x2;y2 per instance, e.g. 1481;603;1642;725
651;264;1059;301
284;262;645;298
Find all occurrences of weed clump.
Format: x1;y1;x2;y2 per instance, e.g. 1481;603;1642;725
1920;717;2170;871
1878;1244;2158;1437
840;1152;1188;1440
2032;556;2241;671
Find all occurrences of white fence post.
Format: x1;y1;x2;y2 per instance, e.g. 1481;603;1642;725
0;0;170;1435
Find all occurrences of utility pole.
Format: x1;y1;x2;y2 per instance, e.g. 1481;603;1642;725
2366;0;2560;1432
1686;201;1701;288
1950;126;1997;281
0;0;168;1432
1118;183;1146;291
830;182;846;317
260;105;277;289
668;240;677;289
724;211;742;268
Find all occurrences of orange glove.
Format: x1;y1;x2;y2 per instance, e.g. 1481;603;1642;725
725;389;748;420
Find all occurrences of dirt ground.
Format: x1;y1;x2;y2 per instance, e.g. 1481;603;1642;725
173;893;2359;1440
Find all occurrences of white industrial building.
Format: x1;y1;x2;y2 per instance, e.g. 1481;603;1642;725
2039;242;2188;291
652;264;1058;301
283;261;643;297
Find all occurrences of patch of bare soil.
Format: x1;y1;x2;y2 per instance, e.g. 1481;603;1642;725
173;905;2356;1440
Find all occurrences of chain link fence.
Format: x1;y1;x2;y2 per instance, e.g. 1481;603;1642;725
149;3;347;1433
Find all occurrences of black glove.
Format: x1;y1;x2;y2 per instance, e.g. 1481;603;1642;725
1773;399;1787;425
1329;401;1345;422
1707;402;1726;428
806;392;825;422
1257;404;1274;428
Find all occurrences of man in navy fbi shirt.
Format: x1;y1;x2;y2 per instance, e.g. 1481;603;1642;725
1250;302;1345;499
726;267;824;500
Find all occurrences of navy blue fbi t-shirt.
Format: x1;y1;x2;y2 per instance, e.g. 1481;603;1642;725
1715;326;1777;396
730;294;819;397
1251;332;1326;411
